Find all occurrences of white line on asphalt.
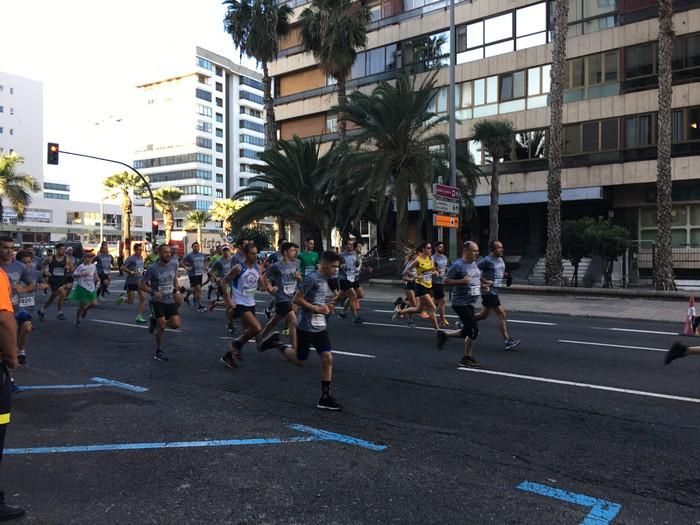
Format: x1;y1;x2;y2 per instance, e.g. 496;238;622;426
333;350;376;359
363;321;434;331
91;319;181;332
591;327;679;336
558;339;666;353
457;368;700;404
371;310;556;326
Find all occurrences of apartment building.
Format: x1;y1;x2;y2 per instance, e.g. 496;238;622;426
132;47;265;231
270;0;700;277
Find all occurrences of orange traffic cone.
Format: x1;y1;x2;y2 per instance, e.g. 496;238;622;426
683;295;696;336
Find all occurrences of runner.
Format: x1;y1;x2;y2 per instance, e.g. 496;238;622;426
37;243;74;321
399;242;439;330
94;241;114;299
432;241;450;327
139;244;181;361
220;243;267;368
341;240;366;318
117;243;147;324
208;245;236;335
336;239;363;324
0;239;35;368
263;238;286;319
68;250;99;327
436;241;482;368
145;242;159;268
258;242;301;352
394;249;418;323
290;250;344;410
298;238;319;278
181;242;208;311
665;342;700;364
474;240;520;350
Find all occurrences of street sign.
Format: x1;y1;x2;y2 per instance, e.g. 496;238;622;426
432;183;460;201
434;199;460;214
433;214;459;228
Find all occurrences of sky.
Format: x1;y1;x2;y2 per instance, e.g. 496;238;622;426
0;0;256;202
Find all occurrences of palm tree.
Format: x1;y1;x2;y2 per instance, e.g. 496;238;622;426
655;0;676;291
185;211;212;246
103;171;144;256
472;120;515;244
0;154;39;224
299;0;370;139
336;70;479;246
231;136;336;248
211;199;246;236
544;0;569;287
153;187;183;245
224;0;292;149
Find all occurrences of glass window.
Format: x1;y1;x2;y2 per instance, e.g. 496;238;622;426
672;110;684;143
687;34;700;68
604;51;618;82
640;208;656;227
639;114;653;146
500;71;525;101
570;58;585;88
386;44;397;70
351;53;366;79
688;108;700;141
582;122;599;152
527;67;541;96
564;124;581;155
585;0;616;18
625;44;654;79
588;54;602;85
514;132;531;160
600;119;619;150
500;75;514;101
485;40;514;58
485;13;513;44
474;78;485;106
367;47;386;75
516;2;546;37
466;21;483;49
625;117;639;148
457;26;467;52
691;204;700;226
457;82;472;108
517;33;547;50
486;76;498;104
542;65;551;93
368;2;381;22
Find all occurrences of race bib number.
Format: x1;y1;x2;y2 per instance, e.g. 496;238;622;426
53;267;65;276
493;278;503;288
160;283;174;295
469;283;481;296
19;296;35;308
422;272;432;283
311;313;327;328
283;283;296;295
345;271;356;283
10;293;18;306
244;287;257;296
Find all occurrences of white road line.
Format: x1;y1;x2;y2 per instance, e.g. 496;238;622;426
592;327;679;336
91;319;181;333
363;321;434;332
558;339;666;353
333;350;376;359
371;310;556;326
458;368;700;404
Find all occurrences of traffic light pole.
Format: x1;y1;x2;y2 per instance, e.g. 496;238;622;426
448;0;458;261
57;150;158;243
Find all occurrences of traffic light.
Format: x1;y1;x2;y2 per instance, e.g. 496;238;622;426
47;143;59;165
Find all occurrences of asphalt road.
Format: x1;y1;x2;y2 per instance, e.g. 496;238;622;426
5;284;700;524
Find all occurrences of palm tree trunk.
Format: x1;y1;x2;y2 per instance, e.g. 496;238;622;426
488;161;499;244
655;0;676;291
164;209;174;244
337;72;348;139
544;0;568;287
0;201;4;225
263;62;277;150
123;194;133;257
197;226;202;246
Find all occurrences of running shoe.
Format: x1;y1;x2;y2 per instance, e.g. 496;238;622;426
353;316;364;325
227;321;236;335
459;356;480;368
74;320;81;328
504;338;521;351
230;340;243;361
148;315;156;333
116;295;125;305
264;302;274;320
436;330;448;350
183;296;190;306
197;305;207;313
336;311;348;319
455;321;463;330
37;310;45;321
57;312;66;321
153;350;169;362
317;396;343;411
17;352;26;366
259;332;281;352
407;320;415;327
665;342;688;365
220;351;238;368
135;314;147;324
442;320;451;327
419;311;430;319
392;307;400;321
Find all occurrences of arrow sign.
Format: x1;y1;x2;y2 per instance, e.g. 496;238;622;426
517;481;622;525
434;199;460;214
17;377;148;393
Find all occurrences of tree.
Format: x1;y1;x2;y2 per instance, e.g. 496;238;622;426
185;211;211;246
654;0;676;291
299;0;370;139
0;154;39;225
211;199;246;236
545;0;569;287
561;218;594;287
153;187;183;245
472;120;515;244
231;136;336;248
224;0;292;149
337;70;479;248
234;226;273;250
103;171;144;256
585;219;629;289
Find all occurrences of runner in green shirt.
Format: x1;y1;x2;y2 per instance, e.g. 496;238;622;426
298;238;319;278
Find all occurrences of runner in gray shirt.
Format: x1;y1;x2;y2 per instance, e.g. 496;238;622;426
432;241;450;327
117;243;147;324
181;242;208;311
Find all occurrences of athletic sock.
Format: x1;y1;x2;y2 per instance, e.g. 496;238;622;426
321;380;331;397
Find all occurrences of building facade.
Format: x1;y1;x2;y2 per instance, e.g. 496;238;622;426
270;0;700;279
132;47;266;231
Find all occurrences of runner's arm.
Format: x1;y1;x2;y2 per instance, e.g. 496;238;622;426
292;290;327;314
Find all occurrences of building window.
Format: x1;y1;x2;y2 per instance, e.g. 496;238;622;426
216;82;223;92
197;74;210;85
240;134;265;146
401;32;449;74
216;173;224;183
197;57;213;70
215;128;224;138
0;106;3;113
180;185;213;196
196;120;212;133
625;43;654;80
240;148;260;159
43;192;69;200
147;169;212;183
216;97;223;107
216;189;224;198
326;115;338;134
512;130;547;161
215;66;223;76
216;158;224;168
569;0;618;37
640;204;700;247
240;119;265;133
564;119;620;155
240;76;264;91
624;114;654;148
499;71;526;102
239;91;264;104
216;143;223;153
196;136;212;149
197;104;212;117
368;1;381;21
216;112;224;123
564;50;619;102
196;88;212;102
9;129;13;136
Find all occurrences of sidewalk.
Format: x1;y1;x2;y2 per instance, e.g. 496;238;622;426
361;283;691;324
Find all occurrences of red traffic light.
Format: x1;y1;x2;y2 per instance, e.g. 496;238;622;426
47;142;59;165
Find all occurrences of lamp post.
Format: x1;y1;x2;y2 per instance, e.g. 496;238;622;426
448;0;458;261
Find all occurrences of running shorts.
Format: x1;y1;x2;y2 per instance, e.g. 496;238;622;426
403;281;415;292
14;311;31;325
415;283;431;297
188;275;203;287
234;304;256;319
452;304;478;340
151;301;179;319
432;283;445;300
48;277;66;291
339;279;354;291
481;294;501;308
296;329;332;361
124;283;139;292
328;278;339;292
275;301;293;316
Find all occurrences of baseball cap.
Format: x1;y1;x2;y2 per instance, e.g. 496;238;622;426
221;245;231;250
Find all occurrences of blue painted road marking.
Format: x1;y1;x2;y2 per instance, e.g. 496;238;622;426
4;424;387;455
517;481;622;525
17;377;148;393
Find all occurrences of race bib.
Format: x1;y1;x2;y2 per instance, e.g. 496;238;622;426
53;267;65;276
422;272;432;283
10;293;18;306
345;271;356;283
304;267;315;277
493;278;503;288
469;283;481;296
160;283;174;295
283;283;296;295
311;313;327;328
244;287;257;296
19;296;35;308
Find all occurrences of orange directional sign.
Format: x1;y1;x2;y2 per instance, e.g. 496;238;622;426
433;214;459;228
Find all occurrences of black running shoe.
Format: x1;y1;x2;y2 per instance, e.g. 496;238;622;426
17;352;26;366
37;310;45;321
504;338;521;351
317;396;343;411
148;315;156;334
665;342;688;365
459;356;480;368
353;316;363;325
259;332;281;352
436;330;448;350
220;351;237;368
154;350;169;362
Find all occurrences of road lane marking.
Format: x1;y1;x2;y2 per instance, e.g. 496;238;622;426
517;481;621;525
363;321;434;331
90;319;181;332
558;339;665;352
371;310;556;326
216;339;376;359
458;368;700;403
19;377;148;393
591;327;679;336
5;424;387;455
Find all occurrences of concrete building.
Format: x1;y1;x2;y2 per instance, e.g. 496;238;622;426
132;47;266;232
270;0;700;281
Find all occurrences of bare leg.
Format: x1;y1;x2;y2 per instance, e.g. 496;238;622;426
495;306;510;340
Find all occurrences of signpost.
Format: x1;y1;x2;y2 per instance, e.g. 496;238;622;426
433;214;459;228
434;199;460;214
432;183;461;242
